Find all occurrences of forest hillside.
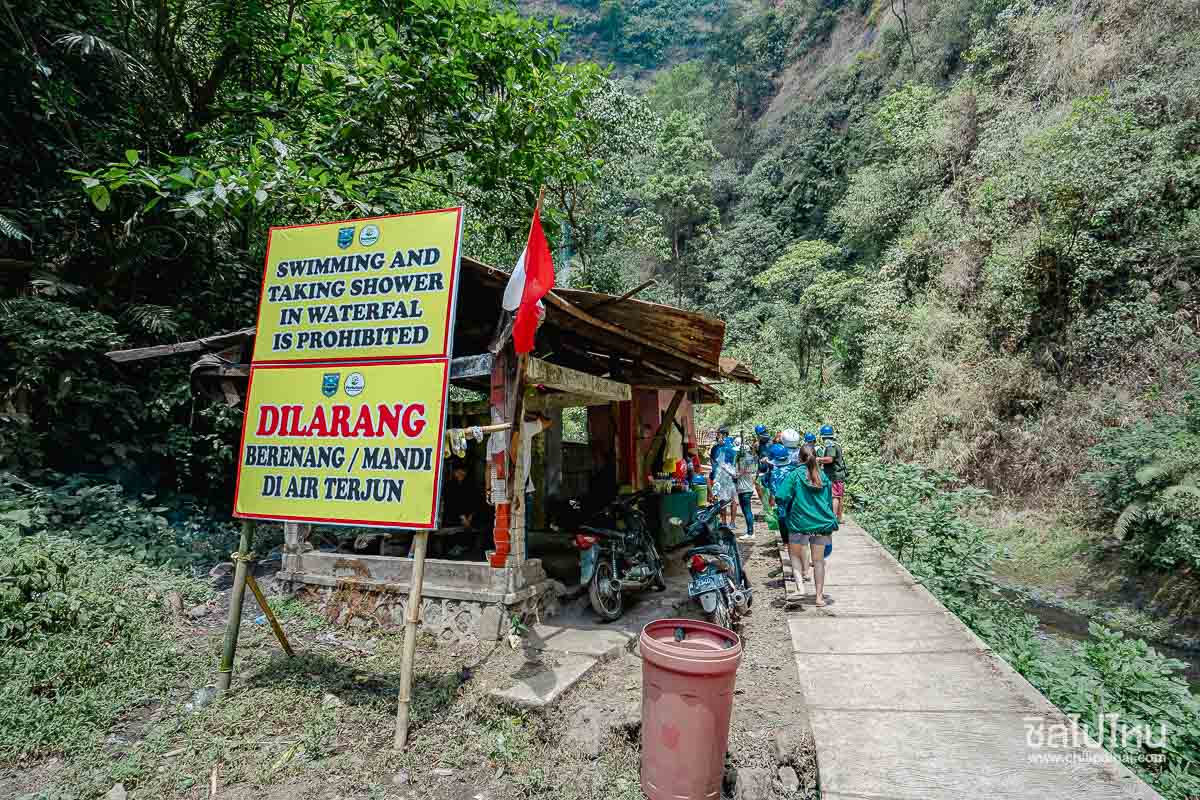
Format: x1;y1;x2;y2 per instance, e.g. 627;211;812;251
518;0;1200;580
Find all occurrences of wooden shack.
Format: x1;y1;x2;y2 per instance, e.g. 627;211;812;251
107;256;757;639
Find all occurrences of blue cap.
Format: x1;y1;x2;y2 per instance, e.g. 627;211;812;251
820;424;834;437
804;432;817;443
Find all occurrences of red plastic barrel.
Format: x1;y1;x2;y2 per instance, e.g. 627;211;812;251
640;618;743;800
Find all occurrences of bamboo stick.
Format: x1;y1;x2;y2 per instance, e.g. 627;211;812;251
217;520;255;693
394;529;430;749
245;574;294;658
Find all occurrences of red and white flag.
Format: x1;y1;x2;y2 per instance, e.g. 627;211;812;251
502;200;555;354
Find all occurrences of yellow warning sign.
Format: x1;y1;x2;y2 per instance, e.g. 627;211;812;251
251;209;463;364
233;360;449;528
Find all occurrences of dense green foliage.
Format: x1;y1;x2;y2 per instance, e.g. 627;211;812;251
1083;370;1200;570
0;529;210;760
1;474;243;568
854;462;1200;797
525;0;1200;567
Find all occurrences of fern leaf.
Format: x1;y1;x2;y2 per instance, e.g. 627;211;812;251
28;272;84;297
1162;483;1200;501
1135;463;1170;486
125;304;179;336
0;212;28;241
1113;502;1143;540
52;33;146;77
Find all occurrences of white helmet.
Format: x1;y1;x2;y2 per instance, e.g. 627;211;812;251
781;429;801;448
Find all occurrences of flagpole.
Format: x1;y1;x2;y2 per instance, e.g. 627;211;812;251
506;186;544;563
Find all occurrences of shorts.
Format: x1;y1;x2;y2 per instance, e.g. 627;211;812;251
831;481;845;498
789;532;833;546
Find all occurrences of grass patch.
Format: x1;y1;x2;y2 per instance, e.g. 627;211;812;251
0;531;211;763
979;508;1094;589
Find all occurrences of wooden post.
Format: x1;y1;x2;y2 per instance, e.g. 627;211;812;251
394;529;429;750
641;389;686;478
217;520;255;693
245;574;295;657
489;348;513;567
506;352;530;564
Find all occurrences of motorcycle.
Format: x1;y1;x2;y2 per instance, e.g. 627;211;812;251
571;489;666;621
677;500;752;629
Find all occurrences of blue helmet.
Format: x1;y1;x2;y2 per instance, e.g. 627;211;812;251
804;432;817;444
766;442;790;465
724;435;735;447
754;424;768;437
820;424;835;438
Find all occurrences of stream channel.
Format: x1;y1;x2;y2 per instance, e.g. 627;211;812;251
1017;594;1200;690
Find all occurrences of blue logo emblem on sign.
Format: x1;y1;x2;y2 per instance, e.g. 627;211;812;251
321;373;340;397
336;226;355;249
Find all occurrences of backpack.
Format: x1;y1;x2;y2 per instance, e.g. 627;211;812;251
824;442;849;482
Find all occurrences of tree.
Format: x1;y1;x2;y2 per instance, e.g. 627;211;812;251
547;79;667;293
639;111;721;304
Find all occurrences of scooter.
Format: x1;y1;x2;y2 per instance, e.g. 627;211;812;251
571;490;666;621
677;500;752;629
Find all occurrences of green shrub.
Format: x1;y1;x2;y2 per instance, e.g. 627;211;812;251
1;474;242;569
1082;369;1200;569
854;460;1200;795
0;532;210;760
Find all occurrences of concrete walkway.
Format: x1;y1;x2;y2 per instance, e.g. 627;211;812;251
784;518;1163;800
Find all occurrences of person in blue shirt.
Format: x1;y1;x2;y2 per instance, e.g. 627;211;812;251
708;424;729;483
711;434;738;527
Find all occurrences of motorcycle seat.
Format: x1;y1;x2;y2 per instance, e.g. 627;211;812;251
580;525;619;539
686;545;728;556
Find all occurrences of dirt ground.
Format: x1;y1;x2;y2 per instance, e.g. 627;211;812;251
3;506;817;800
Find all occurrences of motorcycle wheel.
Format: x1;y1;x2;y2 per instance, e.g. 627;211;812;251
706;595;733;630
588;560;624;621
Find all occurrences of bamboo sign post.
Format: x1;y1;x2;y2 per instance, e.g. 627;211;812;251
217;520;256;693
223;209;466;750
393;527;429;749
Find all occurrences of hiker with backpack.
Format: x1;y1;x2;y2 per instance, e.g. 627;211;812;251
817;424;849;524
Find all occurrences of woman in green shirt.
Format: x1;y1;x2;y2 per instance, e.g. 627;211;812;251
775;445;838;607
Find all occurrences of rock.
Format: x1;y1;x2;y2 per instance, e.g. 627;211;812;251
778;766;800;794
391;771;410;786
104;784;127;800
322;693;344;708
615;699;641;733
209;562;234;580
164;591;184;620
564;714;607;758
771;728;803;765
563;700;641;757
733;768;772;800
1101;536;1123;552
478;604;505;640
432;768;455;777
186;604;208;620
186;687;219;712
